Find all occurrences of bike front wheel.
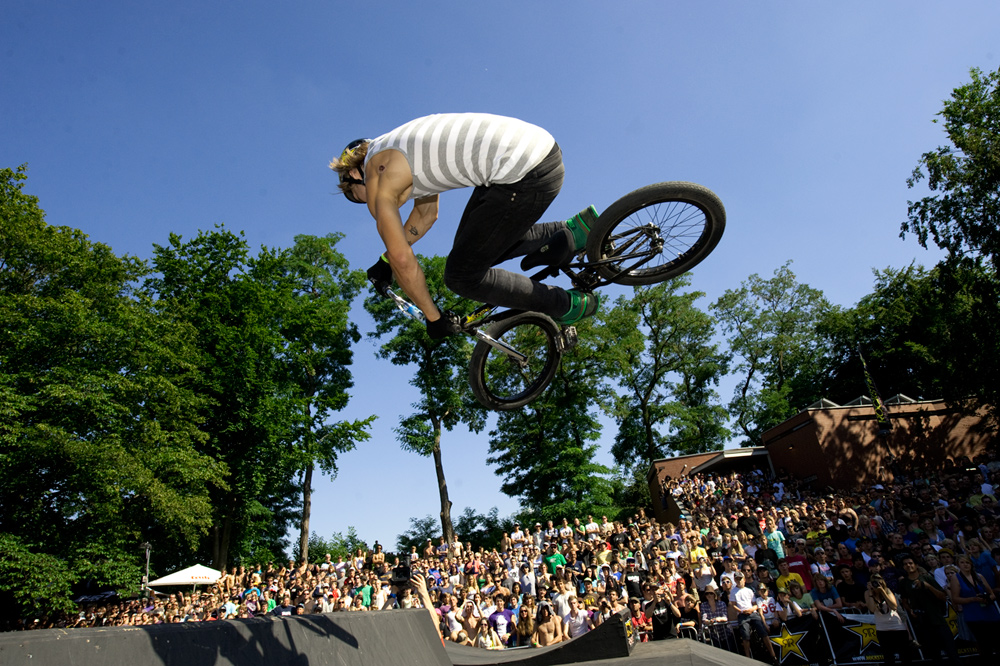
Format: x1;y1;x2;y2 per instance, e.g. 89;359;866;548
586;182;726;286
468;312;562;411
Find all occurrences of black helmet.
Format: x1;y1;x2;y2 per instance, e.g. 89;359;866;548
339;138;369;203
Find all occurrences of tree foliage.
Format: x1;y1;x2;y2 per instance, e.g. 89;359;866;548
293;527;367;564
363;255;485;544
146;227;305;568
904;66;1000;272
900;65;1000;423
487;318;617;523
276;234;373;564
820;262;999;422
712;262;836;445
0;166;226;620
598;278;729;468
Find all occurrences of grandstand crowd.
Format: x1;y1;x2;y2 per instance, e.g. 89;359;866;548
10;452;1000;663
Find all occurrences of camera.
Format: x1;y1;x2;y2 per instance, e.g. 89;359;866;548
390;554;412;589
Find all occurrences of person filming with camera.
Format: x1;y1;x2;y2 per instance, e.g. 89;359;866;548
864;575;911;666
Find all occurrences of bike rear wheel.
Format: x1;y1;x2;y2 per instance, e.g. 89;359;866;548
468;312;562;411
586;182;725;286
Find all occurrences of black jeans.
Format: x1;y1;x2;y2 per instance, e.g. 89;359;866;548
444;143;569;318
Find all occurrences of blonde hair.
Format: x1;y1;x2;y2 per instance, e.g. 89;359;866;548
329;140;370;196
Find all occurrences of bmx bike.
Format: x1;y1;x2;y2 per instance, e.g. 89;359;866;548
380;181;726;411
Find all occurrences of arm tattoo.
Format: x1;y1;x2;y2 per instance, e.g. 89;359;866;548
407;225;419;246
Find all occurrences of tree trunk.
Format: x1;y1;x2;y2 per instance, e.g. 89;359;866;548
299;463;313;564
431;417;454;544
212;511;233;571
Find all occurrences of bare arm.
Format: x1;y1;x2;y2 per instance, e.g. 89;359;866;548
366;153;441;321
402;196;439;246
411;574;442;641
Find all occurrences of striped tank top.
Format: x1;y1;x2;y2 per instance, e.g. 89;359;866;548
364;113;556;200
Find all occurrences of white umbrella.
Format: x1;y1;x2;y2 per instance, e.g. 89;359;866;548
148;563;222;587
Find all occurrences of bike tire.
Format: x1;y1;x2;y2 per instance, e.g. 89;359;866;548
585;182;726;286
468;312;562;411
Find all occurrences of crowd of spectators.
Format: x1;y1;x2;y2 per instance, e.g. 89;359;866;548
9;451;1000;665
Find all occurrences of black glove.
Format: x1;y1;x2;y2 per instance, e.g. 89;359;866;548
427;310;462;340
367;256;392;295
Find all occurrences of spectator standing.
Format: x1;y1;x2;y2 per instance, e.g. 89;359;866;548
864;575;912;666
646;587;681;640
729;572;777;663
562;596;594;638
949;554;1000;660
896;555;957;664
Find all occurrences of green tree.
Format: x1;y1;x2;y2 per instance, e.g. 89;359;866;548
903;66;1000;272
397;515;441;554
712;262;836;445
820;262;999;415
901;65;1000;421
363;255;485;544
453;507;510;550
294;527;366;564
146;227;301;569
277;234;373;563
487;318;617;522
598;278;729;469
0;166;225;620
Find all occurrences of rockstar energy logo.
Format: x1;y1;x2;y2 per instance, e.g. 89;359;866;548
844;621;880;651
770;624;808;663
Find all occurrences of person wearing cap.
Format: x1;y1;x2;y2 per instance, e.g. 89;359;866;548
511;524;526;551
558;518;574;546
729;572;777;662
776;587;803;619
580;578;599;610
543;542;566;576
533;523;545;551
785;540;813;591
810;546;834;581
754;582;783;633
627;596;652;640
719;556;739;588
699;586;731;648
623;557;644;600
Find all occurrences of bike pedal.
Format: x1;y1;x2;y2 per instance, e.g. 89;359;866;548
558;326;579;352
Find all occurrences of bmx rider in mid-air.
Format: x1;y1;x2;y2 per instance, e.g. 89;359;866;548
330;112;598;339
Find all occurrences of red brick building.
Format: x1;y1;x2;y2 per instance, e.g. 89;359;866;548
763;396;994;490
646;396;994;522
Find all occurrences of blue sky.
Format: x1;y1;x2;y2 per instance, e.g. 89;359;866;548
3;1;997;551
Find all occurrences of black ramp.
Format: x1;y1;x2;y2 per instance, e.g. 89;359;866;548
0;609;449;666
588;639;761;666
445;610;634;666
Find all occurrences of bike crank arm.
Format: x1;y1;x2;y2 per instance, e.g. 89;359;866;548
471;324;578;367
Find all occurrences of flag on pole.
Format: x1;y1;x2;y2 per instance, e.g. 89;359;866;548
858;346;892;434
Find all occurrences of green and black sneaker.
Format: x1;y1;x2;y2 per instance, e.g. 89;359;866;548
565;205;598;255
556;289;600;326
521;206;598;270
